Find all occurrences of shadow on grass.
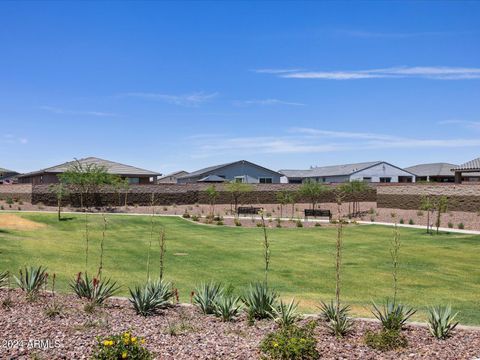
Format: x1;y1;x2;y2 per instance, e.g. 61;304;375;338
59;217;75;222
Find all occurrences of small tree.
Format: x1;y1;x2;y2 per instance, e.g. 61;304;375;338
225;181;253;214
339;180;369;218
434;196;448;235
49;183;70;221
299;179;329;211
420;195;434;234
276;190;292;219
205;185;219;216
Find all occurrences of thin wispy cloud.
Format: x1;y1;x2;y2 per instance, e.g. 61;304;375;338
40;106;117;117
438;119;480;129
335;29;462;39
256;66;480;80
120;92;218;107
252;68;303;74
189;127;480;157
1;134;28;145
233;99;305;107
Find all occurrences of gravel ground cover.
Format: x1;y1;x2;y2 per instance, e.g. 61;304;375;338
1;290;479;359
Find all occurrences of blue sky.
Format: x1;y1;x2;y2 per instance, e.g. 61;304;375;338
1;1;479;174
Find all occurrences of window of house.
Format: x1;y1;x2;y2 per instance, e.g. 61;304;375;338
128;177;140;184
363;177;372;182
259;177;273;184
234;176;244;183
380;177;391;183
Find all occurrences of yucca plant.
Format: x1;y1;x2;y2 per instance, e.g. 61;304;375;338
427;305;459;340
14;266;48;300
319;300;351;323
192;281;223;314
371;300;416;331
0;270;8;288
270;299;300;327
242;282;278;321
129;279;174;316
325;313;354;337
213;294;243;321
70;272;120;304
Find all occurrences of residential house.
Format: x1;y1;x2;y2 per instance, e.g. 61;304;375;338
0;167;19;184
17;157;161;185
452;157;480;183
405;163;457;182
280;161;416;184
176;160;282;184
157;170;189;184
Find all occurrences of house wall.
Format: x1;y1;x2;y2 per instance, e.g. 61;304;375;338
350;163;415;183
178;163;282;184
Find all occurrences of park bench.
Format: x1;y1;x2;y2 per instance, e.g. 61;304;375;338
304;209;332;219
237;206;262;215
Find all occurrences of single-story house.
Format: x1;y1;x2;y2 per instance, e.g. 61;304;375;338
176;160;283;184
405;163;457;182
157;170;189;184
0;167;19;184
452;157;480;183
17;157;161;185
280;161;416;184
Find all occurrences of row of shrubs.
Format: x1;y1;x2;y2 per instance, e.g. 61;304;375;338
0;267;460;359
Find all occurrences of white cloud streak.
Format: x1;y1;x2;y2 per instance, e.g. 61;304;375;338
233;99;305;107
40;106;117;117
188;127;480;157
256;66;480;80
1;134;28;145
120;92;218;107
438;119;480;130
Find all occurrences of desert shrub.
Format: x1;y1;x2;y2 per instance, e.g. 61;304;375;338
44;302;63;318
234;218;242;226
14;266;48;300
399;218;404;224
427;305;459;340
6;197;13;205
371;300;416;331
216;221;224;226
270;299;300;327
0;205;4;210
182;211;190;218
266;212;272;217
242;282;278;321
191;215;199;222
213;294;243;321
314;222;321;227
260;322;319;360
256;222;263;227
325;312;354;337
129;280;173;316
295;220;303;228
213;215;222;221
448;222;453;228
193;282;223;314
458;223;464;229
364;329;408;351
370;216;375;222
91;331;151;360
318;300;351;323
70;272;119;305
408;219;414;225
0;270;8;288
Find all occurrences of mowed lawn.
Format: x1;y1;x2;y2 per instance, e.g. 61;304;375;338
0;212;479;325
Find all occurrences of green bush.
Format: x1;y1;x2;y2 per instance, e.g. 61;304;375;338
216;221;224;226
295;220;303;228
6;197;13;205
193;281;223;314
371;300;416;331
314;222;321;227
191;215;199;222
182;211;190;218
129;280;173;316
399;218;404;224
260;322;319;360
364;329;408;351
458;223;464;229
448;222;453;228
408;219;414;225
213;294;243;321
270;299;300;327
256;222;263;227
427;305;459;340
91;331;151;360
70;272;120;305
319;300;351;323
0;270;8;288
14;266;48;300
242;282;278;321
234;219;242;226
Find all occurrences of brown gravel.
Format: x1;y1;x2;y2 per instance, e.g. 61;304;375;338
1;290;479;359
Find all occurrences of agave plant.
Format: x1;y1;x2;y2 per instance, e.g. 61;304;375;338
0;270;8;288
325;313;354;337
70;272;120;304
427;305;459;340
193;281;223;314
213;294;243;322
14;266;48;299
129;279;174;316
270;299;300;327
242;282;278;321
371;299;416;331
318;300;351;323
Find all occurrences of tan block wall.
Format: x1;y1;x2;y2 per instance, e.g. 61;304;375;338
0;184;32;202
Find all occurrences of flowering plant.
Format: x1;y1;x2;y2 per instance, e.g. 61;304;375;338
91;331;151;360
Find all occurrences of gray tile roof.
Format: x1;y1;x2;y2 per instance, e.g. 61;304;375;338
158;170;189;180
405;163;457;177
198;175;227;182
18;157;160;177
453;157;480;172
280;161;383;178
0;167;17;174
178;160;281;180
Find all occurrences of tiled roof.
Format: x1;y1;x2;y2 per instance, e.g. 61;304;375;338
18;157;160;177
452;157;480;172
280;161;383;178
405;163;457;177
178;160;282;180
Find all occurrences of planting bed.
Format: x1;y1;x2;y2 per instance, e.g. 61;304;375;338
1;290;479;359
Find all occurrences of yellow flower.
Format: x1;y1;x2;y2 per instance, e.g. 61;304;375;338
131;336;137;343
141;339;146;344
124;332;130;338
124;338;130;345
122;351;128;359
273;342;279;347
103;340;110;346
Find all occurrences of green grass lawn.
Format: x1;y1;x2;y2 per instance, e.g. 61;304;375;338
1;212;479;325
